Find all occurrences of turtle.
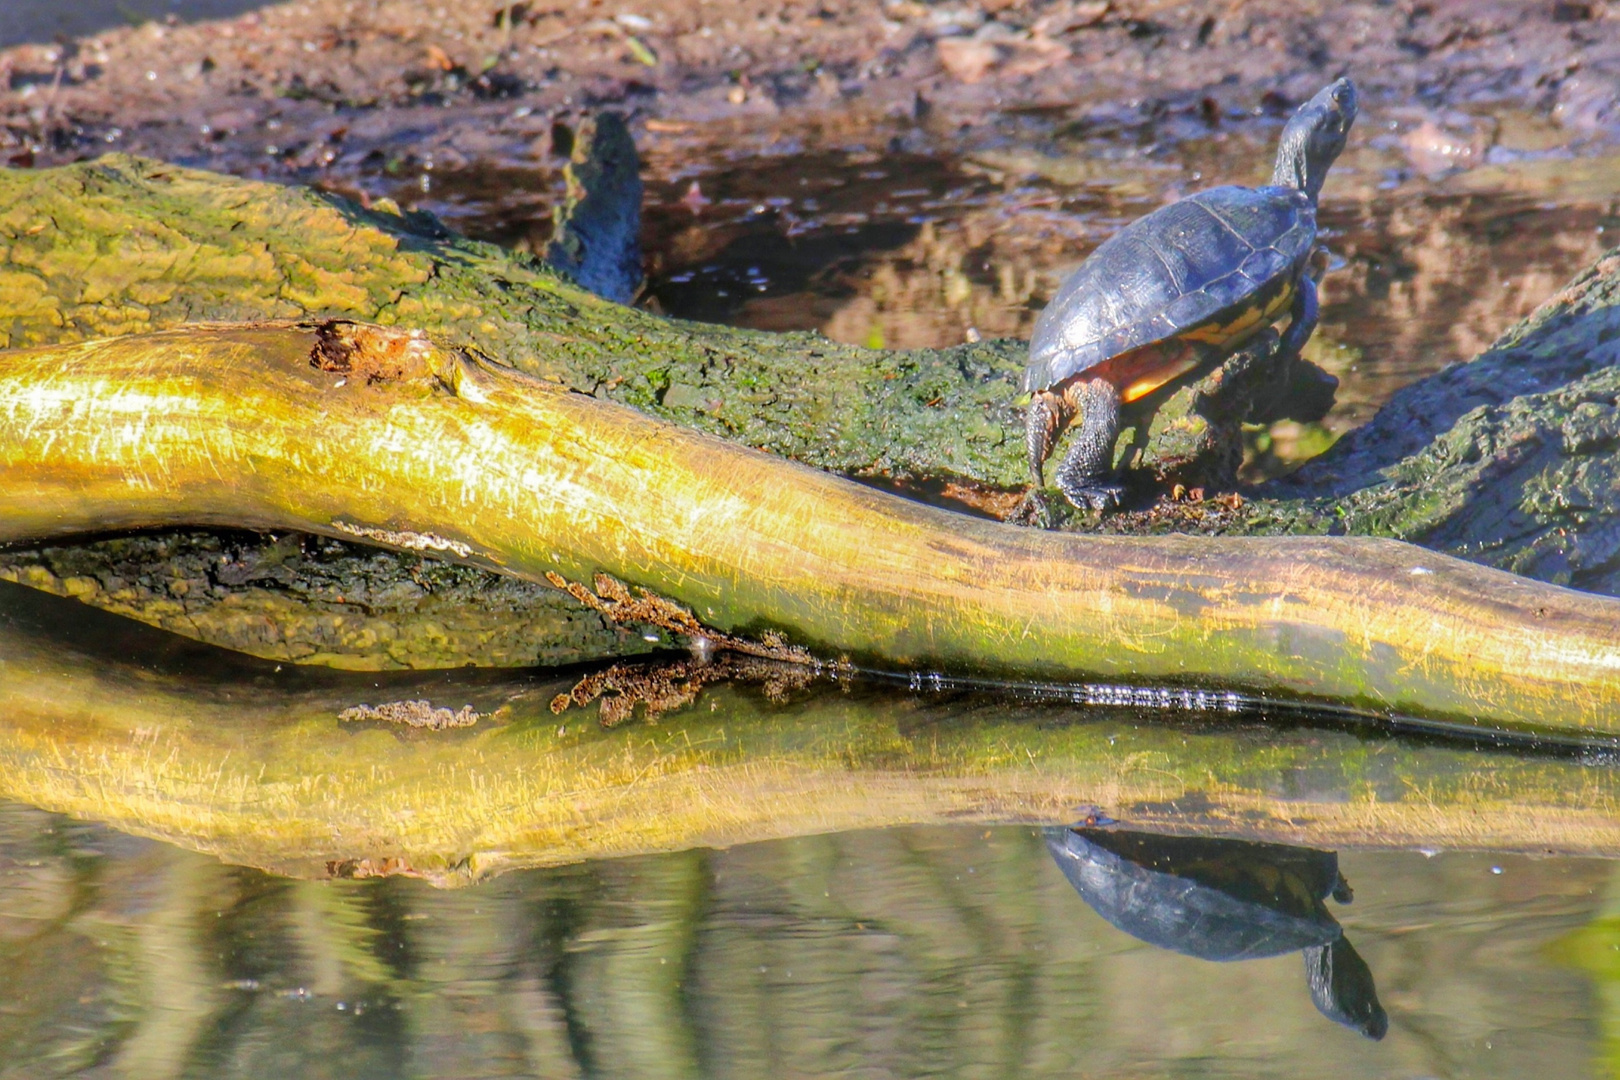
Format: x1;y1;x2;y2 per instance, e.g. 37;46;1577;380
1045;826;1389;1040
1022;77;1359;511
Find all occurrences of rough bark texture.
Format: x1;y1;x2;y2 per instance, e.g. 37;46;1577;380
0;531;670;670
4;156;1620;670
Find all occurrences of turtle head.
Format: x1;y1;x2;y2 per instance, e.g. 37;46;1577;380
1271;77;1359;202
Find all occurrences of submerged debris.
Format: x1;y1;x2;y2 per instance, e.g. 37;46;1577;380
544;570;816;664
539;570;832;723
338;700;483;729
325;856;415;879
551;653;820;726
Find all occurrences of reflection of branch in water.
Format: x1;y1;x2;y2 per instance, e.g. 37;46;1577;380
543;570;842;725
338;701;483;729
1046;826;1389;1040
551;654;822;727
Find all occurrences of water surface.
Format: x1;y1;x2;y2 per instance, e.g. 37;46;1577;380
2;804;1614;1078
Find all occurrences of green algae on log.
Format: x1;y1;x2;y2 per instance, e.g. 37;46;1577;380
8;156;1620;669
1106;253;1620;589
0;154;1029;489
3;321;1620;737
5;582;1620;886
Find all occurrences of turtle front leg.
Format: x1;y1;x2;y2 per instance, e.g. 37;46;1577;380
1053;379;1125;511
1249;274;1338;424
1010;390;1074;527
1025;389;1066;487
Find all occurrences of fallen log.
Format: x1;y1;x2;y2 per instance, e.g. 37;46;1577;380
0;154;1028;489
4;582;1619;885
3;320;1619;737
7;157;1620;670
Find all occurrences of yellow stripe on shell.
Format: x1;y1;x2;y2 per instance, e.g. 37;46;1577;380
1119;282;1296;403
1179;280;1296;346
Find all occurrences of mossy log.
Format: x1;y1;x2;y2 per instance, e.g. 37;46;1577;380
5;156;1620;671
0;154;1030;667
0;154;1026;485
4;320;1620;737
7;582;1620;886
1121;251;1620;599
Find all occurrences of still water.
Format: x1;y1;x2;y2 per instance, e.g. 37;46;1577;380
9;109;1620;1078
1;803;1615;1078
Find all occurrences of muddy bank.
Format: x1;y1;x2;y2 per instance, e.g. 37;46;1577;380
4;0;1619;181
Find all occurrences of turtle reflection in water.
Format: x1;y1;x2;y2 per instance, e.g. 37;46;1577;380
1045;826;1389;1040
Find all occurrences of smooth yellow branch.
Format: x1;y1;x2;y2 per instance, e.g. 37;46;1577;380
0;322;1616;735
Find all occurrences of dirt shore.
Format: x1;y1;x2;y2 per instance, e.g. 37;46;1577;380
2;0;1618;182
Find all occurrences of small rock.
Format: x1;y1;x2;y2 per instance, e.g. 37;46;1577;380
938;37;1003;83
679;179;709;213
924;4;988;35
1033;0;1110;37
1402;117;1487;178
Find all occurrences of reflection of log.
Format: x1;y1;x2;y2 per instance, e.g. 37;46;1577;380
5;583;1620;885
4;321;1620;735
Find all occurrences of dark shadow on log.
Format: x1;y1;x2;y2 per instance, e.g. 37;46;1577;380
1284;256;1620;496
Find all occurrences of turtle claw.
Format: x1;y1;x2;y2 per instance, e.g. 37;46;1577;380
1008;490;1054;528
1060;483;1125;513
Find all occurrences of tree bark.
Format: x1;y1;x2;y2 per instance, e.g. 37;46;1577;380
5;155;1620;674
4;320;1620;737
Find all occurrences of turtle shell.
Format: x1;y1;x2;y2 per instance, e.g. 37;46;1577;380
1044;827;1344;962
1022;185;1316;396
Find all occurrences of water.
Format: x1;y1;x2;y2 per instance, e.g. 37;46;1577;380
6;573;1620;1077
11;103;1620;1079
354;121;1620;461
1;803;1614;1078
